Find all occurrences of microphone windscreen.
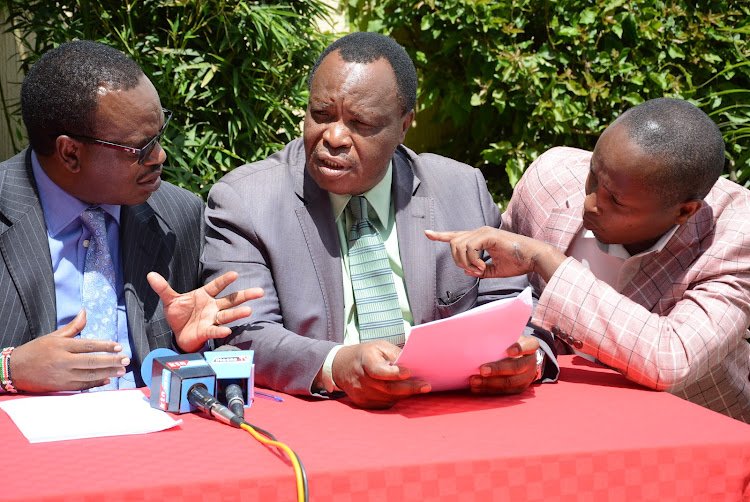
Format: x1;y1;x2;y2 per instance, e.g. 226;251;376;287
205;345;254;412
140;348;178;388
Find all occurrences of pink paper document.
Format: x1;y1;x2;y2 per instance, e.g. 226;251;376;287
394;287;533;391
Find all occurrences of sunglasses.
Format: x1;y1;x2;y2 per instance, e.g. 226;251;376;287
67;108;172;165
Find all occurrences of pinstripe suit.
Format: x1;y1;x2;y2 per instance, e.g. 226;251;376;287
503;146;750;421
203;138;556;396
0;149;205;386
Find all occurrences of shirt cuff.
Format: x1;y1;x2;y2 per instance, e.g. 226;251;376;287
316;344;345;394
534;347;545;382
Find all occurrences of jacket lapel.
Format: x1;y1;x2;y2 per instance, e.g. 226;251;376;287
619;205;708;306
295;162;346;342
545;206;584;252
0;149;57;337
120;201;165;369
393;148;436;325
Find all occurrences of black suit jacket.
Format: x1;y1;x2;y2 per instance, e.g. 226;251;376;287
0;149;204;386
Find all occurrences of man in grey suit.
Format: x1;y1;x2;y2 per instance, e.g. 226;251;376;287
203;32;556;409
0;41;261;393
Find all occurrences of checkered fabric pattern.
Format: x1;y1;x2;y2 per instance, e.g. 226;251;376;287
503;147;750;422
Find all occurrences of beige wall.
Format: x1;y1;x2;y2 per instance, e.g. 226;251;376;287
0;10;28;160
319;1;347;34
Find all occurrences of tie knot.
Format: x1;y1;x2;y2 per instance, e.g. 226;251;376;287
347;195;370;222
80;207;107;235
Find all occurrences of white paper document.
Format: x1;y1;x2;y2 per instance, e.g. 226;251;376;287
394;287;533;391
0;389;182;443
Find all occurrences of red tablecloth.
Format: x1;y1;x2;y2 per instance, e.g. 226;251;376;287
3;356;749;501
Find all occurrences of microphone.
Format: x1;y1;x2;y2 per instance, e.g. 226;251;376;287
225;382;246;418
187;383;244;428
205;345;255;418
145;352;217;414
140;350;242;426
141;347;253;425
214;346;246;417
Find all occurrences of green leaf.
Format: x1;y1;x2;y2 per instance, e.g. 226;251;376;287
557;26;579;37
648;71;669;90
565;80;589;96
622;93;645;106
579;8;597;25
602;0;627;13
668;45;685;60
505;157;524;188
702;53;723;64
200;66;216;88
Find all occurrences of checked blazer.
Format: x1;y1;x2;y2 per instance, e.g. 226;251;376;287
0;148;205;386
503;146;750;421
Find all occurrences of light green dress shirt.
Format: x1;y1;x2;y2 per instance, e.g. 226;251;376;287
318;162;414;392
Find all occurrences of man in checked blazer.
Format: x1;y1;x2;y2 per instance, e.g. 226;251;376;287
429;98;750;421
203;32;557;409
0;41;261;393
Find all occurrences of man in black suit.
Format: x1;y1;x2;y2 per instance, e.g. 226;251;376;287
0;41;261;393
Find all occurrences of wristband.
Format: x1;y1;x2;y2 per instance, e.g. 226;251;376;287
1;347;17;393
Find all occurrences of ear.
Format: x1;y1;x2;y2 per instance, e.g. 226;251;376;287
55;135;83;173
399;109;415;143
674;199;703;225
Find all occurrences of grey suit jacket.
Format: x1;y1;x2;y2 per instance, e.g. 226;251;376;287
0;149;205;386
203;139;556;395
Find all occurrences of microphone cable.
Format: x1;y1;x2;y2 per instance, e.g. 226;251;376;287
239;420;308;502
188;384;308;502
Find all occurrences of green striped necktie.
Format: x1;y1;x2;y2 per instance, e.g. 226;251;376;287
347;195;406;346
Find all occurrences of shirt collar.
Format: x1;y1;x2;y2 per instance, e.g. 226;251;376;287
31;150;121;237
586;224;680;260
329;161;393;225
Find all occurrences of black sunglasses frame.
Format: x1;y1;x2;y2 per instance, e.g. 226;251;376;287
67;108;172;165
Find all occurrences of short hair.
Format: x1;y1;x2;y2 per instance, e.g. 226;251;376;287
612;98;725;205
308;32;417;116
21;40;144;156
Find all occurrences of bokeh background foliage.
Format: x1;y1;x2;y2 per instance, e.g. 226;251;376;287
0;1;748;203
347;0;750;202
0;0;332;198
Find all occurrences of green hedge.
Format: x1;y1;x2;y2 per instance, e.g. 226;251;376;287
0;0;332;198
347;0;750;202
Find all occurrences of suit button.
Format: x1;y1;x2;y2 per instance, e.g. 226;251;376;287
572;340;583;349
551;326;561;336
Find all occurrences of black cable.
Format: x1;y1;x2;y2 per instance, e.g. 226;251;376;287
189;385;308;501
295;452;309;502
240;420;277;441
241;419;308;502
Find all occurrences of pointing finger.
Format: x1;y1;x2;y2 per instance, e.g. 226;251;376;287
424;229;463;242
